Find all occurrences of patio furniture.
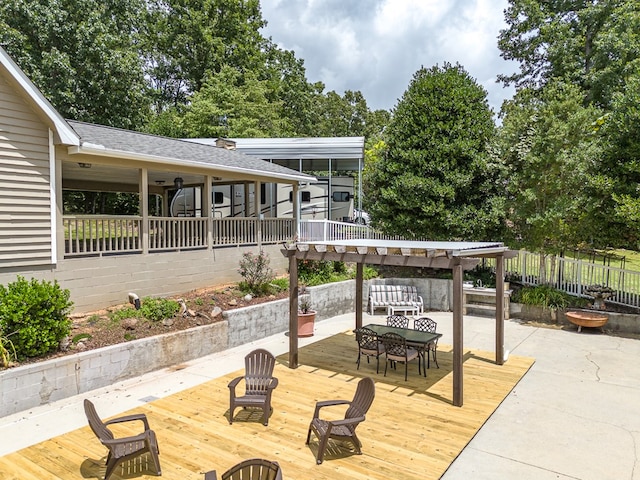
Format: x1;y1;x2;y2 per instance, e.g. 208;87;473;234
354;327;385;374
204;458;283;480
386;314;410;329
412;317;439;368
380;332;421;380
367;284;424;315
83;399;161;480
305;377;376;464
228;348;279;426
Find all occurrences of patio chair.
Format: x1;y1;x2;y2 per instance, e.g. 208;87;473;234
413;317;439;368
228;348;279;426
380;332;421;380
306;377;376;464
204;458;283;480
83;399;161;480
354;327;385;373
386;314;409;329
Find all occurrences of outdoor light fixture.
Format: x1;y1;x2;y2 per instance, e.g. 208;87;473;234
155;180;166;186
174;177;184;189
78;162;91;168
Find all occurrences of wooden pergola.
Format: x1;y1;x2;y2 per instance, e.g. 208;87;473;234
282;239;514;407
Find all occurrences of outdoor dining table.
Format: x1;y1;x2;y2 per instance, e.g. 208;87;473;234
362;323;443;377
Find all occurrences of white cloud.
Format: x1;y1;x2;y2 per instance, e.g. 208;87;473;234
260;0;517;114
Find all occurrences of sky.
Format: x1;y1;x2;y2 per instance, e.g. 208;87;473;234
260;0;518;116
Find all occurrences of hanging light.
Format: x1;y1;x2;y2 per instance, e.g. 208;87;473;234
173;177;184;189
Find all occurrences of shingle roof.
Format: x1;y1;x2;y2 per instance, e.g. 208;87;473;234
67;121;313;181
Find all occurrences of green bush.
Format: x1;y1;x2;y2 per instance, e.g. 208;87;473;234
0;276;73;359
108;306;141;323
512;285;575;310
140;297;180;322
238;250;276;296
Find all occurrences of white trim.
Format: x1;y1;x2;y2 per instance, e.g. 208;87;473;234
67;145;314;183
0;47;79;146
49;129;57;264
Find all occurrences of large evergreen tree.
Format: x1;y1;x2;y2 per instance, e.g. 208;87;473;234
364;63;505;241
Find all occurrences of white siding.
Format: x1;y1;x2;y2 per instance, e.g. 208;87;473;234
0;74;52;267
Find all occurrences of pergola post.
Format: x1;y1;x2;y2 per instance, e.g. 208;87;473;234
495;254;505;365
452;259;464;407
288;251;299;368
356;263;363;328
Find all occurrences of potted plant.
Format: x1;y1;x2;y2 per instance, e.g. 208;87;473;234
297;295;316;337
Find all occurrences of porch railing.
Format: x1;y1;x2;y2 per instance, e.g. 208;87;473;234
298;219;405;242
64;216;295;257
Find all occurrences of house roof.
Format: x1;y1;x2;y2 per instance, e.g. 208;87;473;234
67;121;314;183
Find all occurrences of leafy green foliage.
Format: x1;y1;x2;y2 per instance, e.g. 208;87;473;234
0;0;151;129
365;63;505;241
0;277;73;359
108;306;142;323
297;260;377;286
512;285;580;310
238;250;276;296
499;81;603;253
140;297;180;322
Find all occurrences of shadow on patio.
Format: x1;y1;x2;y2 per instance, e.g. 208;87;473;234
0;330;534;480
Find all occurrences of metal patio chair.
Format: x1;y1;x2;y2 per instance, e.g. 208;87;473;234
386;314;409;329
413;317;439;368
354;327;385;373
380;332;421;380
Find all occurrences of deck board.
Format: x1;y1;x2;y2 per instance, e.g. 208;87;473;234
0;331;534;479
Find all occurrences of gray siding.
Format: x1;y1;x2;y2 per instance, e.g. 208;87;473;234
0;74;53;268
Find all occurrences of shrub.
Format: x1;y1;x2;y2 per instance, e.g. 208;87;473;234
0;276;73;359
140;297;180;322
238;250;275;296
108;306;142;323
512;285;575;310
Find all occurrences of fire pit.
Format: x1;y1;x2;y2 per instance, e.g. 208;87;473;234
566;311;608;333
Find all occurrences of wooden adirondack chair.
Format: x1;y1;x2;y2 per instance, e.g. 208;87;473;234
83;399;161;480
204;458;283;480
305;377;376;464
228;348;279;426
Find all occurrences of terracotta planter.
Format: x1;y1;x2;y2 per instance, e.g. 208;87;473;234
297;311;316;337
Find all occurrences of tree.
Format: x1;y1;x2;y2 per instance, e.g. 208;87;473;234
498;0;640;108
499;81;603;254
364;63;505;241
145;0;269;112
0;0;150;129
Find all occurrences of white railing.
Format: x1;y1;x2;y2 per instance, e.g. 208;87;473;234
149;218;208;251
64;215;142;256
64;216;295;256
298;219;405;242
505;250;640;309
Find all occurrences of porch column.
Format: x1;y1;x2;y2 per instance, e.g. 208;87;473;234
293;183;300;239
255;181;262;249
244;182;251;217
495;254;505;365
452;259;464;407
139;168;149;254
203;175;213;250
53;136;65;261
288;251;299;368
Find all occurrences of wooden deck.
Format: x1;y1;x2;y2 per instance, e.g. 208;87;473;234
0;331;534;480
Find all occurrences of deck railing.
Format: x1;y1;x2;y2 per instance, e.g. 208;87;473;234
64;215;295;257
505;251;640;310
298;219;405;242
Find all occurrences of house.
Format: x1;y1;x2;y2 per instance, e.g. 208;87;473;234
0;46;313;312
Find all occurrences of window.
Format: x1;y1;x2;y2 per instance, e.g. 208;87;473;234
332;191;351;202
214;192;224;204
290;191;311;202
